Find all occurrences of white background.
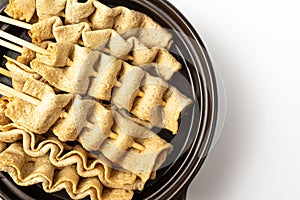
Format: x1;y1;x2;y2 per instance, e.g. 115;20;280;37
168;0;300;200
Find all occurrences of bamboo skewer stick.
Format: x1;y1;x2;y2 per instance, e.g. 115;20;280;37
0;80;145;151
0;67;12;78
0;15;32;30
0;39;23;53
3;56;35;73
0;30;50;55
0;83;40;105
102;47;134;61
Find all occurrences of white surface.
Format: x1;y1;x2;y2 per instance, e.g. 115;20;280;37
168;0;300;199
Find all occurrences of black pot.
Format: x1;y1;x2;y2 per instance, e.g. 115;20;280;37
0;0;220;199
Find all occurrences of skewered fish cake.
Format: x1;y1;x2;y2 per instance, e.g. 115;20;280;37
164;86;194;133
112;63;145;111
52;95;113;143
112;65;191;133
132;74;168;128
22;14;181;79
31;43;100;94
29;16;63;43
0;142;134;200
0;123;144;191
6;0;172;48
91;1;173;47
30;46;189;134
101;111;173;182
5;79;72;134
5;0;179;79
88;53;122;100
138;86;192;134
5;56;41;91
51;94;172;181
17;47;37;65
35;42;74;67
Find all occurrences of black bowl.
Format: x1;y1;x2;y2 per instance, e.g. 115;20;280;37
0;0;219;199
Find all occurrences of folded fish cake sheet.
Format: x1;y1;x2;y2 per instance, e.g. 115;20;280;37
52;95;96;142
113;6;144;39
0;97;11;126
112;63;146;111
17;47;37;66
29;16;63;43
35;42;74;67
164;86;193;134
0;142;134;200
131;85;192;134
65;0;95;24
99;111;173;182
4;79;72;134
31;44;99;94
5;0;36;22
55;22;91;44
132;74;168;128
88;53;122;100
78;101;114;151
36;0;67;20
90;0;115;30
53;95;114;146
5;58;41;91
0;123;145;191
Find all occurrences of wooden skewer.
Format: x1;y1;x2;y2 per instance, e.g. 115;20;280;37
85;121;144;151
0;39;23;53
127;55;134;61
115;81;122;88
102;48;134;61
0;81;145;151
4;56;35;73
110;132;145;150
0;30;50;55
0;15;32;30
0;67;12;78
0;83;40;105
